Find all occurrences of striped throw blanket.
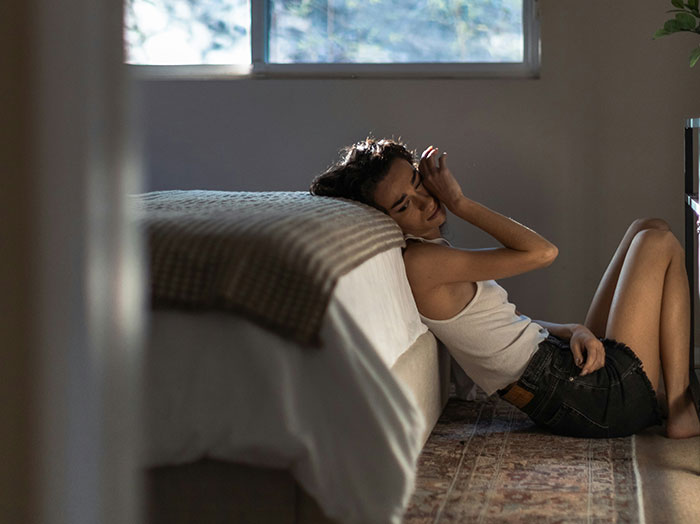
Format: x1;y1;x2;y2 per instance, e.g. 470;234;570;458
134;190;405;346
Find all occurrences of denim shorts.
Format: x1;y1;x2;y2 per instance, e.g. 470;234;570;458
498;335;662;438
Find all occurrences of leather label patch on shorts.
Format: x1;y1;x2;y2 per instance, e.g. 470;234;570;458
502;384;534;409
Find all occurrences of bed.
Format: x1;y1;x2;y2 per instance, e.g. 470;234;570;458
136;191;453;524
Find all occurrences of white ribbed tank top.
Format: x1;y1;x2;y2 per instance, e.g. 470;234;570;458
404;234;548;395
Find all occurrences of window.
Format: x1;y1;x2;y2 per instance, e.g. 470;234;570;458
125;0;540;77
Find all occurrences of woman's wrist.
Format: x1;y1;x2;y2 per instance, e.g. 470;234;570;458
446;193;470;213
570;324;591;338
567;324;579;338
538;321;580;340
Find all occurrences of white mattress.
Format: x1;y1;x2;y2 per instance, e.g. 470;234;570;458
333;246;428;367
144;247;428;524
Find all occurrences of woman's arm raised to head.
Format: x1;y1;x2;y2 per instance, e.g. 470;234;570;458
406;147;558;287
404;233;557;290
448;196;558;266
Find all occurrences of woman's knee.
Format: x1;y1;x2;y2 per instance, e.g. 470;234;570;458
630;217;670;233
631;228;682;257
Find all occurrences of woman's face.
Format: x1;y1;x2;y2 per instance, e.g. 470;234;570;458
373;158;446;238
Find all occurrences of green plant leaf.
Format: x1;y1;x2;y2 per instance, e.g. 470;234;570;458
672;0;684;8
676;12;697;29
690;46;700;67
653;28;671;38
665;9;700;17
653;28;672;38
688;0;699;11
664;18;682;32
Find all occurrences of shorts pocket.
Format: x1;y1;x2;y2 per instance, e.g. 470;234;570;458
549;347;577;380
541;403;610;438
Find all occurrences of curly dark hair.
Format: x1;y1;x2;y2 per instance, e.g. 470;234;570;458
309;138;414;212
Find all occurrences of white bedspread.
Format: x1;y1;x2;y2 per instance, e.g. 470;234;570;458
144;247;428;524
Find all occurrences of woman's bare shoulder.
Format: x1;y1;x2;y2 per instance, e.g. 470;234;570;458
402;241;460;285
403;239;454;261
402;241;479;317
403;239;452;253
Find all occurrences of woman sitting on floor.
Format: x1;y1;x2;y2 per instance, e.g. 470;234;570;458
310;138;700;439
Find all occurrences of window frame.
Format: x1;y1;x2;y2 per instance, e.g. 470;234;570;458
129;0;541;79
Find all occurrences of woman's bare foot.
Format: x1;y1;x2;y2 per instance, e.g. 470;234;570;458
666;387;700;439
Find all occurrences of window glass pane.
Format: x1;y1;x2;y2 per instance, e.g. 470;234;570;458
125;0;250;64
268;0;523;64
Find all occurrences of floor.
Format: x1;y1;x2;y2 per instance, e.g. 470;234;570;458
635;427;700;524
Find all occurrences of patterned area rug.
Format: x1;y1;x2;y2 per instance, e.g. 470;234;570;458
404;394;641;523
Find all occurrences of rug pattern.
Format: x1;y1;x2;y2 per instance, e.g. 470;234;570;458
404;394;640;523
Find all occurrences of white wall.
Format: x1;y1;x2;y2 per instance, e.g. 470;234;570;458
137;0;700;324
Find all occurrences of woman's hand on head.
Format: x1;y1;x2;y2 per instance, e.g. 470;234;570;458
418;146;464;210
569;324;605;376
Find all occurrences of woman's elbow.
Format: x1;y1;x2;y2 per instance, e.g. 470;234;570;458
540;244;558;267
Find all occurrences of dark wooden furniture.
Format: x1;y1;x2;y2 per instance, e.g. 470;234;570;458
682;117;700;415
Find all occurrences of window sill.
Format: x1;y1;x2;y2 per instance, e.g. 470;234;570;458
127;62;540;80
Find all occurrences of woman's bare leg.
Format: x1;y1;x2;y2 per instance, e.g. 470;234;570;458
602;228;699;438
584;218;670;337
584;219;672;415
658;240;699;438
